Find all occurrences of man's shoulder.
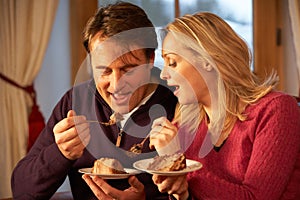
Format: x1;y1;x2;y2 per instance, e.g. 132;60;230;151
72;79;94;91
148;84;177;117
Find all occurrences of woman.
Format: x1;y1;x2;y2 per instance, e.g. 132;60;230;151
149;12;300;200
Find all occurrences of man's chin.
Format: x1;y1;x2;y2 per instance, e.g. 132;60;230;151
111;105;130;115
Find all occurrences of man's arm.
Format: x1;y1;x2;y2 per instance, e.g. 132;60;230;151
11;127;74;199
11;92;75;200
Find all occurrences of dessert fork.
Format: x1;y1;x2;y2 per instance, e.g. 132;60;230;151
129;133;151;154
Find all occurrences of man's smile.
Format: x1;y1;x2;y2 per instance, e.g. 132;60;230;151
111;92;131;105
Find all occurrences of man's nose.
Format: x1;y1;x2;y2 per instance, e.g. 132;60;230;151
109;71;124;92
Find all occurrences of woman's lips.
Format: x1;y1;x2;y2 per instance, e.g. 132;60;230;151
168;85;179;96
173;86;179;96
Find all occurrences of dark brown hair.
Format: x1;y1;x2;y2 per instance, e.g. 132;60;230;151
83;1;157;59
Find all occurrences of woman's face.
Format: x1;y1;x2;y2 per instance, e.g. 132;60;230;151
161;33;211;106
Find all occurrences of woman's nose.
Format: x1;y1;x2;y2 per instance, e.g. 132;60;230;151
160;66;170;80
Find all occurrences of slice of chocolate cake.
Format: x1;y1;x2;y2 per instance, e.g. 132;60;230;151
147;153;186;172
91;158;127;174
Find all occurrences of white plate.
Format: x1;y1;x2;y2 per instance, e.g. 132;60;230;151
78;168;141;179
133;158;202;176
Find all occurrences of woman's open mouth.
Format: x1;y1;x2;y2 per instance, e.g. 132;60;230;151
168;85;180;96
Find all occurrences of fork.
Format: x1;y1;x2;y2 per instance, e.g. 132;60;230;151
86;120;112;126
129;133;151;154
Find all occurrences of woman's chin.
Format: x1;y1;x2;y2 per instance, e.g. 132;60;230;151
178;97;198;105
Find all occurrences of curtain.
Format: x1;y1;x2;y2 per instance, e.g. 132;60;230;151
0;0;58;198
288;0;300;96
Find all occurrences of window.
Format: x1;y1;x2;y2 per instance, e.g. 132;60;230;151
98;0;253;68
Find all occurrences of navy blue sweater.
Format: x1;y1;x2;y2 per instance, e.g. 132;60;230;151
11;70;177;200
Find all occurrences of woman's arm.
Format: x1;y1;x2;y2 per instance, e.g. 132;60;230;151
187;94;300;199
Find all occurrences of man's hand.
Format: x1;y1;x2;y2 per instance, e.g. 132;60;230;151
53;110;90;160
82;174;146;200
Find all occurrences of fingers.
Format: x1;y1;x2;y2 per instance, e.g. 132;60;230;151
82;175;123;200
92;176;121;199
67;110;76;118
82;175;113;200
152;174;166;185
83;175;146;200
128;176;144;192
149;117;178;150
151;117;173;129
55;127;90;159
55;122;89;143
53;110;91;160
53;113;87;134
152;174;188;197
151;117;177;137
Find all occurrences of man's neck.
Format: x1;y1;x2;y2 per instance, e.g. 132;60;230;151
120;84;157;127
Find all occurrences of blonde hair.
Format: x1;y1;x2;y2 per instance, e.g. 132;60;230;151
167;12;278;137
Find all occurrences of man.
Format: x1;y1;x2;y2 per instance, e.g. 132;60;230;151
11;2;177;200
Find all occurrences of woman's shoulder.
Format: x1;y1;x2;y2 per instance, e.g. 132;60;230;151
254;91;298;109
244;91;300;139
245;91;299;121
251;91;299;121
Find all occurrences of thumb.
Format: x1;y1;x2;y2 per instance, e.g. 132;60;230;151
149;140;155;150
128;176;144;191
67;110;76;118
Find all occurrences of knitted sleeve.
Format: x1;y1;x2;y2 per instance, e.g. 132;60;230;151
187;94;300;199
11;90;74;200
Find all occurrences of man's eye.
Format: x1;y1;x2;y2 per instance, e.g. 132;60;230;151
123;68;135;75
125;71;134;75
100;69;112;76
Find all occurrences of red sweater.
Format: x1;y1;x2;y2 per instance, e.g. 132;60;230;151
185;92;300;200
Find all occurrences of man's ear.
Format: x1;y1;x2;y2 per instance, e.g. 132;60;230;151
149;52;155;68
150;52;155;62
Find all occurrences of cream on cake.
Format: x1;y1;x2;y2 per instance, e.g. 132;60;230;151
147;153;186;171
91;158;127;174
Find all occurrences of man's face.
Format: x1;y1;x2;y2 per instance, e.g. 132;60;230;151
90;35;154;114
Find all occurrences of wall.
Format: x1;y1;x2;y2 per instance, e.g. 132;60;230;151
282;0;299;96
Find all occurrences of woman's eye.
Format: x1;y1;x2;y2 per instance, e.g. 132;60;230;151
167;58;177;67
168;62;177;67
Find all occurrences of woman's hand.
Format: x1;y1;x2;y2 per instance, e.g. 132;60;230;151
149;117;178;153
153;174;189;200
82;174;146;200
